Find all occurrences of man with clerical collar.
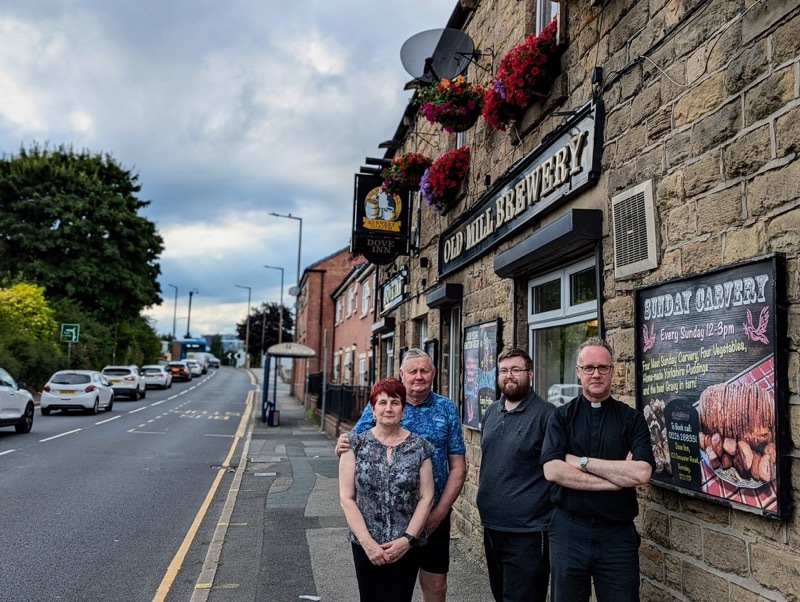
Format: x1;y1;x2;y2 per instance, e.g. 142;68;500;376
541;337;655;602
477;348;554;602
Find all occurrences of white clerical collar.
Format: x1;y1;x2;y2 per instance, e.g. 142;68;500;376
591;401;602;409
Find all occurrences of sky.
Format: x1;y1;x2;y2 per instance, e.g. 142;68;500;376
0;0;455;338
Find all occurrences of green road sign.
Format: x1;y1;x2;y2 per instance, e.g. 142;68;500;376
61;323;80;343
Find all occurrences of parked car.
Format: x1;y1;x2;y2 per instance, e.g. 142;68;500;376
0;367;35;434
207;355;221;369
185;359;203;377
166;361;192;382
547;383;583;407
102;365;146;400
141;365;173;389
40;370;114;415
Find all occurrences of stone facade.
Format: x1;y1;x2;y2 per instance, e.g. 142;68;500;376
367;0;800;599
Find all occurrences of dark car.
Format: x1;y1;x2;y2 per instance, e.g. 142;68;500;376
166;361;192;382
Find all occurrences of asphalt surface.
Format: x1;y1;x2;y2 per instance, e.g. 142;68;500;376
189;369;493;602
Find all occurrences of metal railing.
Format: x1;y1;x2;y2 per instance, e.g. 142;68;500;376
306;372;369;423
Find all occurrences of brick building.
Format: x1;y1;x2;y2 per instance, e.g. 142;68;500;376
292;247;354;397
330;262;376;386
363;0;800;598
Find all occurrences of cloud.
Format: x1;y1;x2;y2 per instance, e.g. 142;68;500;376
0;0;455;336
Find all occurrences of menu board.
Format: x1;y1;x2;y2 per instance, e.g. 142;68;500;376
462;319;499;430
634;256;788;519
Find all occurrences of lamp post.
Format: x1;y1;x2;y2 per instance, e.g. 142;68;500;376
235;284;252;368
263;265;285;346
167;284;178;340
268;212;302;293
185;289;198;338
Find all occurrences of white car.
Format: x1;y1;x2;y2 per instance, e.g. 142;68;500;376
185;359;203;377
102;365;146;400
547;383;583;407
40;370;115;415
141;365;173;389
0;367;35;434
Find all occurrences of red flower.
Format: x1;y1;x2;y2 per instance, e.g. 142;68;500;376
482;17;560;131
419;146;471;212
380;152;433;196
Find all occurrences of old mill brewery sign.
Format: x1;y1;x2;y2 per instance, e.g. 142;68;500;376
438;98;604;277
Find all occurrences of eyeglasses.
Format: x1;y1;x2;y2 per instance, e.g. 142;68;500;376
498;367;530;376
577;364;613;375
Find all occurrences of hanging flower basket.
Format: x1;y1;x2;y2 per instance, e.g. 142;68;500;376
380;152;433;196
415;76;485;133
420;146;471;213
482;17;561;131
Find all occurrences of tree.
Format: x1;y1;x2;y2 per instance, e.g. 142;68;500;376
0;282;57;341
0;282;62;388
236;302;294;357
0;144;165;321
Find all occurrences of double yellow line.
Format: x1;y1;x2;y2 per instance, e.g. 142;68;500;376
152;385;255;601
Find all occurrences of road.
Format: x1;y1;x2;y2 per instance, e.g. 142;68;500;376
0;367;252;602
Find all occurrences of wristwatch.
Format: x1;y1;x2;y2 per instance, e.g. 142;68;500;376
580;456;589;472
403;532;418;546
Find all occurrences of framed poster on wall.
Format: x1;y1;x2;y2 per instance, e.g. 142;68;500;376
634;255;789;519
462;319;501;429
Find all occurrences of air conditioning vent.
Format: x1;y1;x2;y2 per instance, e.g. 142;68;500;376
612;180;658;278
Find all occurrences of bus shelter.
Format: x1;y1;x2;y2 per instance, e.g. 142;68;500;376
262;342;316;425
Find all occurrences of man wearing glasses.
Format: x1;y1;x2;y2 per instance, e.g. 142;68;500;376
541;337;655;602
477;348;555;602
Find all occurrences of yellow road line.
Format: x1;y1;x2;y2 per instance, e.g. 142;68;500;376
152;389;253;602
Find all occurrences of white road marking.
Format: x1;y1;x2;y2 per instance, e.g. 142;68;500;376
40;429;82;442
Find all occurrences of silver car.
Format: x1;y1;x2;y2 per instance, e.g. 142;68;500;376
102;365;147;400
141;365;173;389
40;370;115;415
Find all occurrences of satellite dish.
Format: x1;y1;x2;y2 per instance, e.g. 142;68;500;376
288;286;300;296
400;28;476;84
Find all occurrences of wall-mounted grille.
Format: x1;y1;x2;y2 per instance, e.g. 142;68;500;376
612;180;658;278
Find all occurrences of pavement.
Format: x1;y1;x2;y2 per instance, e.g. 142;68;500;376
189;368;493;602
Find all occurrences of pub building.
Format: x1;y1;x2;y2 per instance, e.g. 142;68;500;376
350;0;800;598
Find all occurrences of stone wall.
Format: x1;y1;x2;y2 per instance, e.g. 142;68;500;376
380;0;800;597
596;1;800;598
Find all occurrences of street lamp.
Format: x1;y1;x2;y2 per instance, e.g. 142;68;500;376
167;284;178;340
185;289;199;338
235;284;252;368
263;265;285;345
269;212;302;292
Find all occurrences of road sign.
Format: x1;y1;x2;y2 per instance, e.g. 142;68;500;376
61;323;80;343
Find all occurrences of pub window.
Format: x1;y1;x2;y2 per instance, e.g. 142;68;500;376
384;337;394;379
536;1;559;34
448;305;462;405
528;257;598;405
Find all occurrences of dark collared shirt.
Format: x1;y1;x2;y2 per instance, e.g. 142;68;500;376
477;390;555;531
540;394;655;523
